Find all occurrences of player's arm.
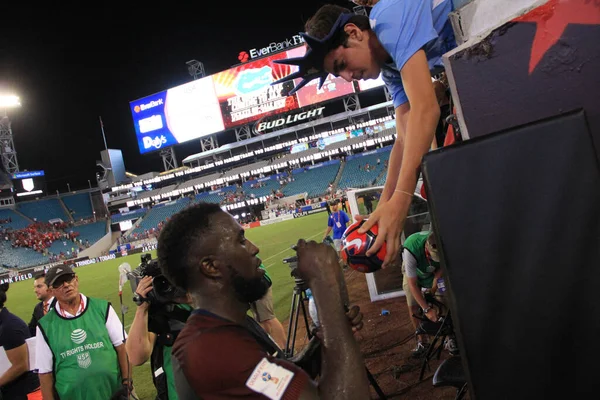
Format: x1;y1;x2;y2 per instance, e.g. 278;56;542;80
396;49;440;195
296;240;370;399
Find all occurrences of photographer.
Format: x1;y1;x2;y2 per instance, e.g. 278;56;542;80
126;272;192;400
158;202;370;399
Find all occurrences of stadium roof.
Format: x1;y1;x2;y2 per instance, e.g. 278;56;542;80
182;100;393;164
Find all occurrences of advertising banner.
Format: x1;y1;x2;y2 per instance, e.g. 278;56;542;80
213;51;299;129
130;76;225;154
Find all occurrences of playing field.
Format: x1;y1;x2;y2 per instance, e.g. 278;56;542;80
5;212;328;400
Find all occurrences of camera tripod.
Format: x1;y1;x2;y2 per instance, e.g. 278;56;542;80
284;278;388;400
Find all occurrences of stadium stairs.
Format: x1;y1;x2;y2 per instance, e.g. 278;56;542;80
12;208;34;225
77;220;116;258
58;196;74;223
331;159;346;194
374;167;387;187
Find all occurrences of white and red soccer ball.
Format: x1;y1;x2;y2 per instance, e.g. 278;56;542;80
340;220;387;273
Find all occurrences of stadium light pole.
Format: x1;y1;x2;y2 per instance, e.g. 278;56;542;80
0;95;22;174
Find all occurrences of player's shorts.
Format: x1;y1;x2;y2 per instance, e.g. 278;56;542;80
333;239;342;252
250;287;276;322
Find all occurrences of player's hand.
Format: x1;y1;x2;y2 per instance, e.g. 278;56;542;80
135;276;153;311
358;192;412;268
346;305;364;332
295;239;342;286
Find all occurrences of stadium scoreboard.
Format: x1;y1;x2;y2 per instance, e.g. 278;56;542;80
130;46;385;155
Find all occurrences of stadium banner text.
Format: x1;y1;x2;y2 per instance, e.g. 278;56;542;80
239;35;305;62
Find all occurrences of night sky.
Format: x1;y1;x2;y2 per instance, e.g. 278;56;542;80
0;1;358;193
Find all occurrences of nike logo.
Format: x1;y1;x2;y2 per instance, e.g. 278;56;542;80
344;238;364;254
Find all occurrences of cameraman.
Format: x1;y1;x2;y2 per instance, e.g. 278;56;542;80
126;275;192;400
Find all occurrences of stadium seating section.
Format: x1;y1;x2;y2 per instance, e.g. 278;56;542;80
282;162;341;198
338;148;391;190
0;140;395;270
131;197;191;235
18;198;68;222
0;193;107;269
61;193;94;219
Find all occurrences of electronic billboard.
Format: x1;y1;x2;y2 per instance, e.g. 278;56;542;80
130;76;224;155
11;170;46;198
129;45;383;155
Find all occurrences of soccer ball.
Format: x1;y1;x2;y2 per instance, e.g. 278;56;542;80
340;220;386;273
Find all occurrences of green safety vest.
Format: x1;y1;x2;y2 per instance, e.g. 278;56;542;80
38;297;121;400
403;231;440;288
152;304;193;400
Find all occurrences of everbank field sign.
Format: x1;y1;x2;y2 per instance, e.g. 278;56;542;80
239;35;305;62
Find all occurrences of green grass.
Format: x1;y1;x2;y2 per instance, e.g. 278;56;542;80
6;212;328;400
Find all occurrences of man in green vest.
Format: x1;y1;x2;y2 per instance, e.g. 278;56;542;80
126;275;192;400
402;231;443;354
35;265;132;400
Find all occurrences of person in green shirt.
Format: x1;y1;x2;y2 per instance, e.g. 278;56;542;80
402;231;443;354
126;274;193;400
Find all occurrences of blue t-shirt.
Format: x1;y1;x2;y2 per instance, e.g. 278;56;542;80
328;211;350;239
370;0;456;108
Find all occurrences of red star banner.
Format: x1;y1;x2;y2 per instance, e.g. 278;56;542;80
514;0;600;74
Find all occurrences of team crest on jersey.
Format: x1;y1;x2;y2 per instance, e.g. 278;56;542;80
77;352;92;369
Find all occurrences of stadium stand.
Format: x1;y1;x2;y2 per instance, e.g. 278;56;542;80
111;208;147;223
71;221;107;244
131;197;191;235
18;198;69;222
338;148;391;190
281;161;341;198
61;192;94;220
0;241;48;269
243;176;283;198
0;208;31;230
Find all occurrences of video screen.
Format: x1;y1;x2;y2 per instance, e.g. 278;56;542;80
130;76;225;154
11;170;45;198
